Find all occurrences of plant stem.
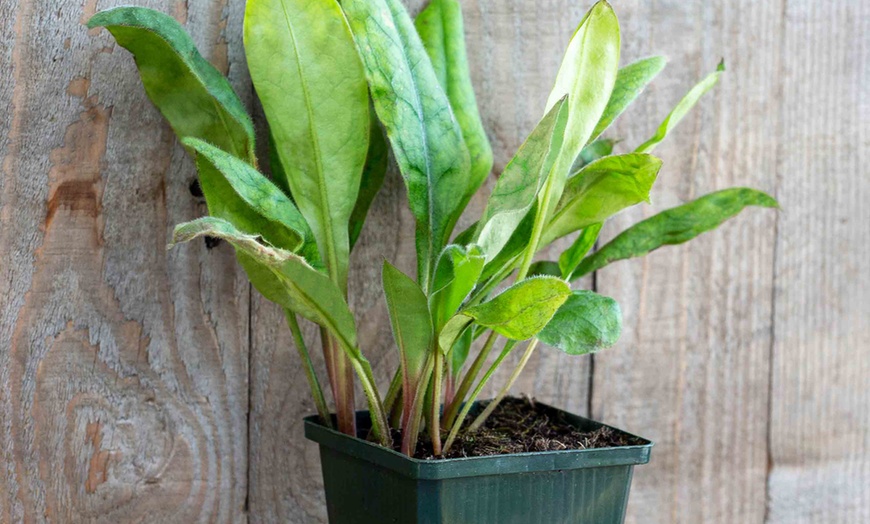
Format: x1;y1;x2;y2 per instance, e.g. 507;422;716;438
326;333;356;435
285;311;332;428
442;339;518;454
429;349;444;456
441;330;499;428
402;356;435;456
469;339;539;432
350;356;393;448
383;367;402;418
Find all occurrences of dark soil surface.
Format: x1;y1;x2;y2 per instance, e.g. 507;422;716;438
412;396;645;460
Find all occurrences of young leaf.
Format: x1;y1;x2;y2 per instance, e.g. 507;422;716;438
538;290;621;355
463;276;571;340
183;137;320;265
590;55;667;142
571;187;779;279
87;7;255;162
438;314;473;355
559;223;602;279
635;60;725;154
450;328;473;379
416;0;494;206
350;117;389;249
244;0;369;289
571;138;617;175
544;153;662;243
430;245;486;330
543;0;621;215
382;261;434;411
342;0;471;290
475;99;569;263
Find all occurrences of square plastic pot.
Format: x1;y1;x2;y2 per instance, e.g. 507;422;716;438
304;401;652;524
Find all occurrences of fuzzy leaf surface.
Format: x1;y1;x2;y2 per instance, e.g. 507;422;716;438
184;138;320;265
343;0;471;289
383;261;434;401
475;99;569;262
543;1;621;217
88;7;254;161
170;217;358;355
538;290;621;355
245;0;369;287
635;60;724;154
463;276;571;340
416;0;493;207
430;245;486;330
590;55;666;142
571;187;779;279
545;153;662;243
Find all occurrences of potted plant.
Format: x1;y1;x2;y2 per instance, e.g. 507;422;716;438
88;0;777;522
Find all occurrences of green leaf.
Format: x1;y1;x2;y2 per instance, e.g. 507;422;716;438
559;224;602;279
635;60;725;154
527;260;561;278
438;314;473;355
416;0;493;207
543;0;621;216
342;0;471;290
382;261;434;399
590;55;666;142
571;187;779;279
183;137;320;265
430;245;485;330
244;0;369;289
571;138;617;175
463;276;571;340
449;328;473;378
170;217;358;355
538;290;621;355
350;116;389;249
87;7;255;162
545;153;662;243
475;99;569;262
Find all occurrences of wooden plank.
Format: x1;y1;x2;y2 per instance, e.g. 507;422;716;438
246;1;593;521
766;1;870;522
591;1;781;522
0;0;251;521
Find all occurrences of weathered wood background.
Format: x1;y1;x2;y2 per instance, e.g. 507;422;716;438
1;0;868;522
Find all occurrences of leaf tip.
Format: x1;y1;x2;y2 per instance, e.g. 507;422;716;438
717;58;726;72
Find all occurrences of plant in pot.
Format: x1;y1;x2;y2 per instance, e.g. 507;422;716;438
88;0;777;522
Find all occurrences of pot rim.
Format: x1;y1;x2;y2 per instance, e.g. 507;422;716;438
304;401;653;480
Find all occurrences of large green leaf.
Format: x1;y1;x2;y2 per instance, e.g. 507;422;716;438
342;0;471;291
543;1;621;217
463;276;571;340
544;153;662;243
350;116;389;249
244;0;369;289
183;138;320;266
416;0;493;207
590;55;666;142
170;217;358;354
635;60;724;154
475;99;569;263
430;244;485;330
87;7;255;162
538;290;621;355
558;223;602;279
571;187;779;279
382;261;434;401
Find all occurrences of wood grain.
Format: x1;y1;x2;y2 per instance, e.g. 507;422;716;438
591;1;781;522
766;1;870;522
2;0;869;522
0;0;251;521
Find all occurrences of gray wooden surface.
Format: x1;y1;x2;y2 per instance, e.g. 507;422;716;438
1;0;867;522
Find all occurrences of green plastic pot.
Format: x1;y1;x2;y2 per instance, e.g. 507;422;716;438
304;401;652;524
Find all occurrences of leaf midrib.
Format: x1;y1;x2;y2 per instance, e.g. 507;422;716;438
277;0;339;283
